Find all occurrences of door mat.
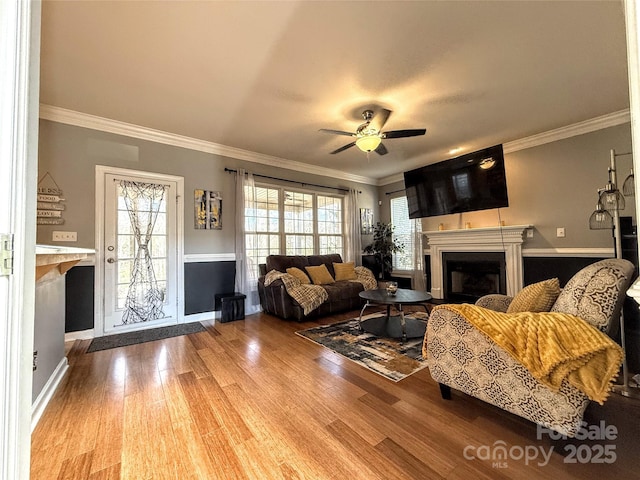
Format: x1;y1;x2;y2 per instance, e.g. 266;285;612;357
86;322;206;353
295;314;428;382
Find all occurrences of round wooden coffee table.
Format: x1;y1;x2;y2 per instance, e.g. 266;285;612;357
358;288;432;342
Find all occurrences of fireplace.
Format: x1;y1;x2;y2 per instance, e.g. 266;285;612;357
423;225;531;299
443;252;506;302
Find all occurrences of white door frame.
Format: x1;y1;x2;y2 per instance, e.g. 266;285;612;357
1;1;40;478
95;166;185;337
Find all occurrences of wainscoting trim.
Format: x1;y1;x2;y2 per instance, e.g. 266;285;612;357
522;248;614;258
184;253;236;263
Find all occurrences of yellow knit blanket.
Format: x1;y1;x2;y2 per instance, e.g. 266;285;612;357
434;304;624;404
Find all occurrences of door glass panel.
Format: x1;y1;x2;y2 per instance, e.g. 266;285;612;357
115;180;168;325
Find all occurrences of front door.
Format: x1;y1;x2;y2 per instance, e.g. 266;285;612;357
100;168;182;334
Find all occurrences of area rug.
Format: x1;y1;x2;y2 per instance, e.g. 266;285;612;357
86;322;206;353
296;313;428;382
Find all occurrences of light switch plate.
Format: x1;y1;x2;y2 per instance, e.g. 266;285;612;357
52;231;77;242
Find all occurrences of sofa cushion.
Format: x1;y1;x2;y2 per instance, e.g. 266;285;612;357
305;264;335;285
266;255;310;273
323;281;365;302
286;267;311;284
307;254;343;277
507;278;561;313
551;259;635;332
333;261;357;281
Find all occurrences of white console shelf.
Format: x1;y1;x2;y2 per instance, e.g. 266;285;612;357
424;225;533;299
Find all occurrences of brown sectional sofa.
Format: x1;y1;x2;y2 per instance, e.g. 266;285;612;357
258;254;368;321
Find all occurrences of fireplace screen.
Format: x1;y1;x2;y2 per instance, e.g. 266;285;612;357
443;252;506;302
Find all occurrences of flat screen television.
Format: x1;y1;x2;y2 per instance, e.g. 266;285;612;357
403;144;508;219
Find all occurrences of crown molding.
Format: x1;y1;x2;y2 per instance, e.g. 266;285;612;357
379;172;405;186
376;109;631;186
502;109;631;154
39;104;378;186
40;105;629;188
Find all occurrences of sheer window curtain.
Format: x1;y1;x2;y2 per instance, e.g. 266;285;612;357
235;169;261;314
120;180;167;324
344;188;362;265
412;218;426;291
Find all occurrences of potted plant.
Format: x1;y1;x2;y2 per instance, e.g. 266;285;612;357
363;222;404;280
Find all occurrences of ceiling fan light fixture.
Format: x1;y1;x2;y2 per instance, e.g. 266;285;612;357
355;135;382;152
479;157;496;170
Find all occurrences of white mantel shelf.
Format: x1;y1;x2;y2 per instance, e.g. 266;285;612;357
424;225;533;299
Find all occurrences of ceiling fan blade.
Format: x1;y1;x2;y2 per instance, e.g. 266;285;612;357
369;108;391;133
330;142;356;154
383;128;427;139
319;128;355;137
375;143;388;155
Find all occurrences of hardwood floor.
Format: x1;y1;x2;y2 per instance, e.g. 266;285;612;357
31;310;640;479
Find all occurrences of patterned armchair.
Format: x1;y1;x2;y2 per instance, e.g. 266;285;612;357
424;259;635;437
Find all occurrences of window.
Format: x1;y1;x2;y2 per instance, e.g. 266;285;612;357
390;196;413;271
244;186;280;278
284;191;314;255
245;185;344;268
317;195;343;255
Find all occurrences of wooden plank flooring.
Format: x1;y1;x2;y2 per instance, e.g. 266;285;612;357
31;310;640;479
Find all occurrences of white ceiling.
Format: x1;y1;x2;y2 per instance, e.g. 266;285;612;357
39;1;630;184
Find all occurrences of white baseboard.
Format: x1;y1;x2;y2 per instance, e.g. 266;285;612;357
31;357;69;432
184;311;216;322
64;329;95;342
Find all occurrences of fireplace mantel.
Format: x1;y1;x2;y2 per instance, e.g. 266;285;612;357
424;225;532;299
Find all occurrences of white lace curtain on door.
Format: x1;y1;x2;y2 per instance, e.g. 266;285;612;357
119;180;167;325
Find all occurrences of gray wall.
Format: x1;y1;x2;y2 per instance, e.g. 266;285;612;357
379;123;635;249
38;120;634;253
37;120;379;252
33;272;66;402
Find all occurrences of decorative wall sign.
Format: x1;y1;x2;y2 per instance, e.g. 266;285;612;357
360;208;373;234
37;172;65;225
195;189;222;230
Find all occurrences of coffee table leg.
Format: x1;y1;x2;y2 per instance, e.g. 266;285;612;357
358;301;372;330
399;304;407;343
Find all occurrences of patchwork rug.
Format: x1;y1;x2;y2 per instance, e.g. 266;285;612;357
296;313;428;382
86;322;206;353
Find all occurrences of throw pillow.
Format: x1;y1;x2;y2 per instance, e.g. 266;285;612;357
305;264;335;285
286;267;311;284
333;261;357;281
506;278;561;313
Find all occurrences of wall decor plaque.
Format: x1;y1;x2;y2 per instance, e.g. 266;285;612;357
37;172;65;225
195;189;222;230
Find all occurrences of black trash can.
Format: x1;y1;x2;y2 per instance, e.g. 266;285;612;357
214;292;246;323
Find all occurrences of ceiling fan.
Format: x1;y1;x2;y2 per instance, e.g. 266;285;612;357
319;108;426;155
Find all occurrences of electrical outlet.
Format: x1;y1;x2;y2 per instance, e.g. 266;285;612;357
52;231;77;242
557;227;566;238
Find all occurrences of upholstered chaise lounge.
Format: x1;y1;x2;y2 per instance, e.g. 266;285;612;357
424;258;635;437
